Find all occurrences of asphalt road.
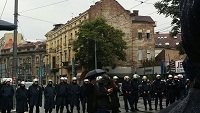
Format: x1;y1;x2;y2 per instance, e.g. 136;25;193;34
11;97;163;113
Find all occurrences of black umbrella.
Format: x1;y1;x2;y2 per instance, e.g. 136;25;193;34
85;69;106;79
0;20;17;31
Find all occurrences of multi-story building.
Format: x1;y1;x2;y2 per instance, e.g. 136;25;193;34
0;41;46;82
45;0;155;81
0;33;23;51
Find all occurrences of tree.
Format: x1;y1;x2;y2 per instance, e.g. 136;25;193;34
73;18;127;71
176;41;185;55
154;0;180;36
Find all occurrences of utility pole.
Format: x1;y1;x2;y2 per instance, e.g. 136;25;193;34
95;38;97;69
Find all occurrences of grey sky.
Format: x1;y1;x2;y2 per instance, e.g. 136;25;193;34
0;0;172;41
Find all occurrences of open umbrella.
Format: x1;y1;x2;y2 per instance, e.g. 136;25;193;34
85;69;106;79
0;20;17;31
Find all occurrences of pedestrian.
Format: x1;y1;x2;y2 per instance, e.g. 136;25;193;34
141;76;153;111
96;74;112;113
28;78;43;113
80;79;89;113
152;74;164;110
165;75;175;107
69;77;81;113
44;79;56;113
174;76;181;100
0;81;4;111
177;74;186;99
64;77;71;113
122;76;134;112
55;77;69;113
111;76;120;113
16;81;28;113
1;79;14;113
86;77;98;113
131;74;140;111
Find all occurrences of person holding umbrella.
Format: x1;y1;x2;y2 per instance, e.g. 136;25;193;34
28;78;43;113
44;79;56;113
1;79;14;113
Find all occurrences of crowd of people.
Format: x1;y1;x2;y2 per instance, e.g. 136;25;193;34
0;73;190;113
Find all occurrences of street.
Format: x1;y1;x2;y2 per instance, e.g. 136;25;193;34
11;97;163;113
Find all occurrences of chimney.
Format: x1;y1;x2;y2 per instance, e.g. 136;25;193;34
133;10;139;16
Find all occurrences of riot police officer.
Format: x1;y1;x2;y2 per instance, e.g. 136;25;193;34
141;76;153;111
153;75;164;110
131;74;140;111
122;76;134;112
174;76;181;100
178;74;186;99
166;75;175;107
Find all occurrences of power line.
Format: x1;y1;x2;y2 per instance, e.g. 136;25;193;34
0;0;8;19
19;15;56;24
19;0;69;13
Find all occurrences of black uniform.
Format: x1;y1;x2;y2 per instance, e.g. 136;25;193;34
165;79;175;107
44;84;56;113
131;79;140;111
55;82;69;113
174;79;181;100
16;85;28;113
179;79;186;99
141;81;152;110
80;83;88;113
122;81;134;112
1;84;14;113
28;84;43;113
110;81;120;113
153;79;164;110
86;83;97;113
68;83;81;113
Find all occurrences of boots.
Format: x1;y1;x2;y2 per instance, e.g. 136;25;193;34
155;105;157;110
145;105;147;110
149;105;153;111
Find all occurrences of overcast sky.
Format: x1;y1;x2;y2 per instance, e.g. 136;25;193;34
0;0;172;41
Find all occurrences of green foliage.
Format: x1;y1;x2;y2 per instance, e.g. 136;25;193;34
73;18;127;71
154;0;180;36
176;41;185;55
142;59;159;67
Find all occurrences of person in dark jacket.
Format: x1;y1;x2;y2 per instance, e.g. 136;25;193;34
177;74;186;99
1;79;14;113
80;79;89;113
0;82;4;111
173;76;181;101
153;75;164;110
63;77;70;113
111;76;120;113
165;75;175;107
69;77;81;113
16;81;28;113
122;76;134;112
141;76;153;111
86;77;98;113
28;78;43;113
96;75;112;113
131;74;140;111
44;79;56;113
55;77;69;113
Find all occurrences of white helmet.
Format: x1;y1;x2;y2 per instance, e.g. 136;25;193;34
124;76;130;80
113;76;119;80
174;76;178;79
33;78;38;82
48;79;52;82
156;74;161;78
60;77;65;80
96;76;102;81
133;74;138;79
142;76;147;80
64;77;68;80
72;77;77;81
21;81;25;85
84;79;89;82
177;74;183;78
168;75;173;78
6;79;11;82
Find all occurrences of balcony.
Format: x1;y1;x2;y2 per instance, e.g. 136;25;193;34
68;39;73;45
49;48;56;53
63;43;66;46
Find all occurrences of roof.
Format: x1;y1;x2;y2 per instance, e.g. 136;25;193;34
132;16;155;23
154;33;182;49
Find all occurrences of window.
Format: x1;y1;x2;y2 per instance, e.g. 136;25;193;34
147;49;151;60
36;57;39;63
146;30;150;39
138;50;143;60
138;29;142;39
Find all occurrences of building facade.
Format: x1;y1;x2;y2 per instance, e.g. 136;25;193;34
0;41;46;83
45;0;155;81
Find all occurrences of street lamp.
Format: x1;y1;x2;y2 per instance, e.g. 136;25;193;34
60;51;62;76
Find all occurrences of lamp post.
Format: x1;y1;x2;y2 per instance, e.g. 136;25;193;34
95;38;97;69
60;51;62;77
